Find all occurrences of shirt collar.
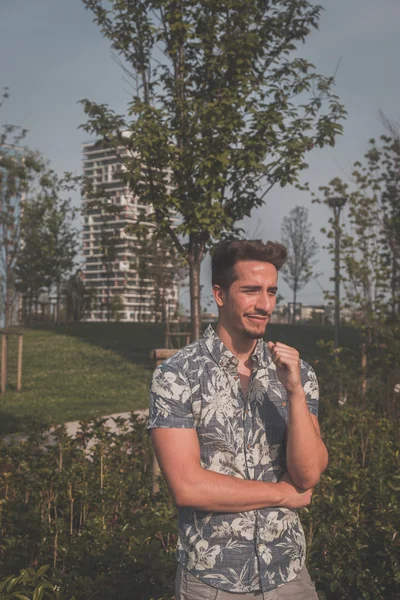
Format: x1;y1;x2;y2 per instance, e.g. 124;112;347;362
203;325;268;370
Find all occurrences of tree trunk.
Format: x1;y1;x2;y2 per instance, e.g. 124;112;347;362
292;283;298;325
188;242;203;342
27;295;33;326
391;253;397;319
56;284;61;326
4;285;13;331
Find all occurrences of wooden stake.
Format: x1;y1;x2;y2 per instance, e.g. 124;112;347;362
17;333;23;392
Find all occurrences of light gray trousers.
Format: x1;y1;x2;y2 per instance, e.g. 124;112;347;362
175;564;319;600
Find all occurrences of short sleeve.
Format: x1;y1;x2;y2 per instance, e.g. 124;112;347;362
300;361;319;417
147;362;195;430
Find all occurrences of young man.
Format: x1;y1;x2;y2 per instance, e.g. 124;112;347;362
148;240;328;600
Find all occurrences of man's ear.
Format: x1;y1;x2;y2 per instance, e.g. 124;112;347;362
212;284;225;308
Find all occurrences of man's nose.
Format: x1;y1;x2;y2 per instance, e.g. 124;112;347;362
255;291;272;313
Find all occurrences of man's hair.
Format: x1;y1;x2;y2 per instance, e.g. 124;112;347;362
211;239;288;289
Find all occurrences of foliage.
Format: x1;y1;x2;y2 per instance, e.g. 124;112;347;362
63;271;96;323
0;97;44;328
80;0;346;340
0;403;398;600
316;137;400;331
281;205;318;321
315;137;400;415
0;416;177;600
17;175;78;325
0;89;78;328
0;565;57;600
302;408;400;600
136;229;186;322
110;293;124;321
97;227;119;322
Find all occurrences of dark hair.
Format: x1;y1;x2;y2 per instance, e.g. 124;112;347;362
211;239;287;289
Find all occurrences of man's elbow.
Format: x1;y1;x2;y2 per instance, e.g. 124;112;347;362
173;488;191;508
291;458;328;490
293;472;321;490
170;480;199;509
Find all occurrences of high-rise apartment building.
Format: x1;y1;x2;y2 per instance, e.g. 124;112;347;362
82;139;179;322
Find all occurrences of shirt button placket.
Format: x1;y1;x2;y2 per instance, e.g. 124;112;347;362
242;391;252;477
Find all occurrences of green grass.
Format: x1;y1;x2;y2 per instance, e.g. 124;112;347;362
0;322;358;434
0;323;165;435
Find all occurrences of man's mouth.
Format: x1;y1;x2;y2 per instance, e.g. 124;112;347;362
245;314;269;322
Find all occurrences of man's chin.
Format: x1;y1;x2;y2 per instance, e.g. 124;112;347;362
243;324;268;340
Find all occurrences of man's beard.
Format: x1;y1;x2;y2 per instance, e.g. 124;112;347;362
241;312;270;339
242;324;268;340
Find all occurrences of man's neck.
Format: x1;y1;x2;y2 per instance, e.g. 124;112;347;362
215;322;257;364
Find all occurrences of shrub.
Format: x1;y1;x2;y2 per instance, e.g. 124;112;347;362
0;411;398;599
0;565;57;600
303;408;400;599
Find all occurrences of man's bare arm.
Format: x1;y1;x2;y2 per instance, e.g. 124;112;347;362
267;341;328;489
151;428;312;512
285;391;328;489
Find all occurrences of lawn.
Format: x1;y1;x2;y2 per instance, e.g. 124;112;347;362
0;322;358;434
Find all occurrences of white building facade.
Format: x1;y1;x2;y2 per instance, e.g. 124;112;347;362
82;139;179;322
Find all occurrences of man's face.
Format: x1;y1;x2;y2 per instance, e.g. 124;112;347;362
213;260;278;340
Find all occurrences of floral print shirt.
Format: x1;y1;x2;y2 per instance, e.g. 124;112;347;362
148;325;319;593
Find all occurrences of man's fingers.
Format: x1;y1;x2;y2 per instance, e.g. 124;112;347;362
273;342;296;351
268;341;299;358
272;349;299;359
271;349;299;367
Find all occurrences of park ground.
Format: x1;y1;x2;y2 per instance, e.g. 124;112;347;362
0;322;359;435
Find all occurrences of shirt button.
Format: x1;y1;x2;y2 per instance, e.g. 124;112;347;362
247;443;251;449
282;401;287;407
234;376;239;381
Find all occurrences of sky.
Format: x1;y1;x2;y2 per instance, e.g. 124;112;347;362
1;0;399;310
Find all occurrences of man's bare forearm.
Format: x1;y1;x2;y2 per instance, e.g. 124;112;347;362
173;466;311;512
286;390;328;489
151;428;311;512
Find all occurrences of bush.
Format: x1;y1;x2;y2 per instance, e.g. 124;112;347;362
0;416;176;600
0;565;57;600
303;408;400;599
0;410;398;599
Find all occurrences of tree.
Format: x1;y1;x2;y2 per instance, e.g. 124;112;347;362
98;227;119;322
317;138;400;334
81;0;345;340
378;108;400;142
16;171;78;324
0;89;78;327
0;99;45;327
316;138;400;415
136;228;186;322
64;270;96;323
280;205;318;322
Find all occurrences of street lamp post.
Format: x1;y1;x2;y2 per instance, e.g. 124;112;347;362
328;196;347;348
